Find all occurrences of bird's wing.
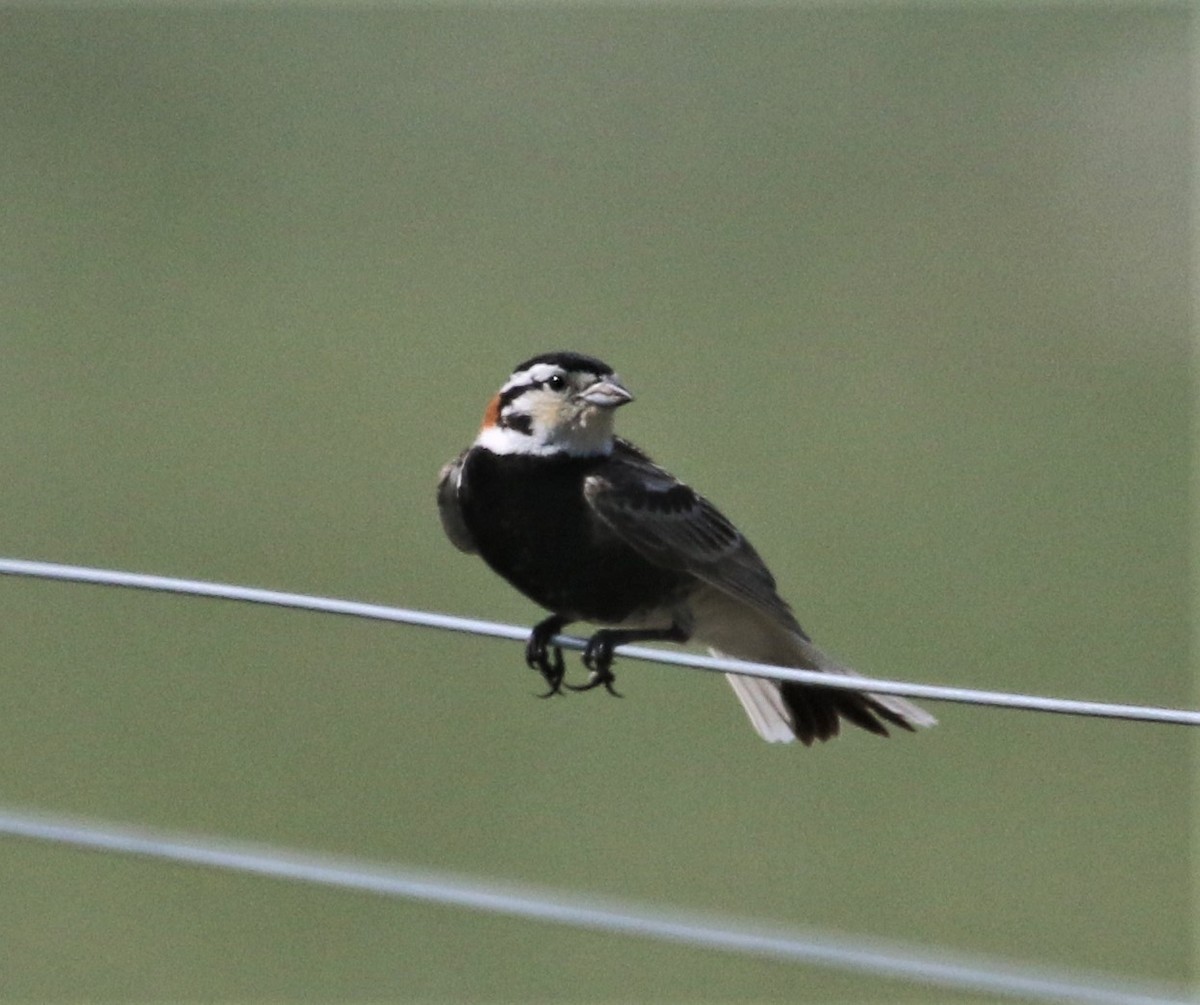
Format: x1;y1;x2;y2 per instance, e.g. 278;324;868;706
584;440;804;633
436;450;478;554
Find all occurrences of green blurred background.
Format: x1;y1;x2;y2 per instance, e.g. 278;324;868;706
0;5;1192;1001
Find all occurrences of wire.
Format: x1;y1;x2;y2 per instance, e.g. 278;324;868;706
0;807;1192;1005
1;557;1196;726
0;564;1194;1000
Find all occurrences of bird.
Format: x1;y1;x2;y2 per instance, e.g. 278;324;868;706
437;351;936;744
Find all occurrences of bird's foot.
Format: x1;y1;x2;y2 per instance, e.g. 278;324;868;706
526;616;568;697
566;624;690;698
567;632;623;697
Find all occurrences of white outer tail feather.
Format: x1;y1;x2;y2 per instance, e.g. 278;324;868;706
865;688;939;729
724;672;798;743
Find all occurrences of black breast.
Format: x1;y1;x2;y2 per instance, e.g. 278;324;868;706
458;449;689;623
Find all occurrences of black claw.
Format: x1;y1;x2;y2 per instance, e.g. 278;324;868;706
566;634;623;697
566;670;623;698
526;616;568;697
535;647;566;698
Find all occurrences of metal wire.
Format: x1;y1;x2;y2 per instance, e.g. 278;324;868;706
0;807;1192;1005
1;557;1196;725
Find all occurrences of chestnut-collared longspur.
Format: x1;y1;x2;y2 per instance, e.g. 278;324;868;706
437;351;935;744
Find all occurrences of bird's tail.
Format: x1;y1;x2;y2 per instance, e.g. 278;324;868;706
717;634;936;745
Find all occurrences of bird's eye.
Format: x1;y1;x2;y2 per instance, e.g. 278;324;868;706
546;373;568;392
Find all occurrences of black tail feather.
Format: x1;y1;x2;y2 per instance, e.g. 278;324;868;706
781;683;911;744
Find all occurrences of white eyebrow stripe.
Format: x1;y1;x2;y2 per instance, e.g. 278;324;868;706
500;363;563;395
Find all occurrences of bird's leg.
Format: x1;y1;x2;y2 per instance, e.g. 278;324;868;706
570;624;690;698
526;615;569;697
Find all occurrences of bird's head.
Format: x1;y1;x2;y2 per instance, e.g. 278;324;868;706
475;351;633;457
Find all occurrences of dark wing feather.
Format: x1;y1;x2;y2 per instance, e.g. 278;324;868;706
584;440;803;632
437;450;478;554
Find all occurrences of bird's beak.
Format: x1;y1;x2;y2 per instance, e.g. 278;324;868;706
578;377;634;409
